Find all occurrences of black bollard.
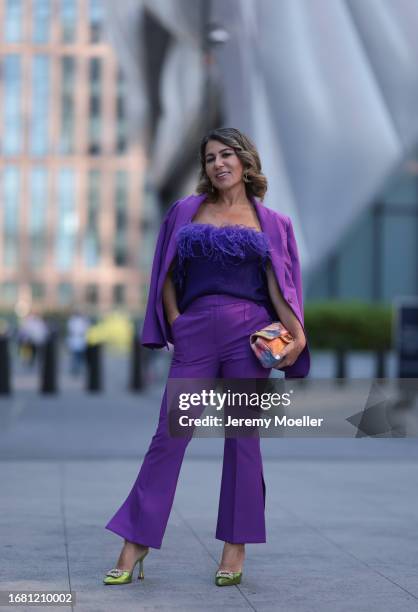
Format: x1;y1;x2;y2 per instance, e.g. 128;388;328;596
86;343;102;392
336;349;347;382
130;326;144;392
0;335;11;395
375;350;386;378
40;331;58;394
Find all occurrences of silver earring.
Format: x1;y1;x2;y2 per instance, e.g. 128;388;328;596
243;170;250;183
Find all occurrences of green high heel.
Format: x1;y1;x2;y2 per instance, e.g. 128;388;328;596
215;569;242;587
103;549;149;585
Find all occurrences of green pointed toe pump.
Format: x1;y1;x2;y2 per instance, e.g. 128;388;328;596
215;569;242;587
103;549;149;585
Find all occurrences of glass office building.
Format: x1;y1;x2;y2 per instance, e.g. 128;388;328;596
0;0;145;313
306;153;418;303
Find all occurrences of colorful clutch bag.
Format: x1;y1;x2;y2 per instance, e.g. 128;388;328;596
250;322;294;369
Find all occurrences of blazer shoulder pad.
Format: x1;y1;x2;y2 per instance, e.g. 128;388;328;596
260;205;289;236
163;193;198;219
258;202;288;224
175;193;200;208
164;198;181;217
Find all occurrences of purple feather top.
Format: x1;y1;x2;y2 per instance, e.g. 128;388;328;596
173;223;272;288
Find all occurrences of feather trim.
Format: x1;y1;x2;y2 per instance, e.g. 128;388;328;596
173;223;271;288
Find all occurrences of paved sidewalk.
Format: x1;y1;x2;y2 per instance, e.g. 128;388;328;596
1;456;418;612
1;358;418;611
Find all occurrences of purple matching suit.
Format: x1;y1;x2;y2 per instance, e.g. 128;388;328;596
105;194;310;549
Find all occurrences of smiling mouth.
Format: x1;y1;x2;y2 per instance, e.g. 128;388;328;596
215;172;230;179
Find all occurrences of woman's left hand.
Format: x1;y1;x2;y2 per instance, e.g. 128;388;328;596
273;336;306;370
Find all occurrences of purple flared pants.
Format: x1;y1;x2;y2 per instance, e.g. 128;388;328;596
105;294;273;549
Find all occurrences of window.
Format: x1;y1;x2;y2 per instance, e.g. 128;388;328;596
29;168;48;268
89;0;105;43
59;57;75;154
113;284;125;305
5;0;23;43
85;169;101;267
56;169;77;270
31;55;50;156
88;58;102;154
382;171;417;207
85;283;99;305
3;55;22;156
114;171;128;266
141;283;148;312
2;282;18;304
60;0;77;43
3;167;20;268
32;0;51;43
116;68;127;153
57;282;73;306
31;282;45;301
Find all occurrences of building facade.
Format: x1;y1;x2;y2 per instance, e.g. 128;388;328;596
306;153;418;304
0;0;145;316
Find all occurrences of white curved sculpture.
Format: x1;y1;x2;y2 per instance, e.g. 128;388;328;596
104;0;418;272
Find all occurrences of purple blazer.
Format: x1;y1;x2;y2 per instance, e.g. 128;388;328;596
140;193;310;378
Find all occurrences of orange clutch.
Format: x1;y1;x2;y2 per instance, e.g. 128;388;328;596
249;322;294;368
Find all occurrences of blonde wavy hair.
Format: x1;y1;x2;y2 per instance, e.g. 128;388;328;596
196;127;268;200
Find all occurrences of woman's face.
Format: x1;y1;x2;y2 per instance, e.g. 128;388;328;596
204;139;244;191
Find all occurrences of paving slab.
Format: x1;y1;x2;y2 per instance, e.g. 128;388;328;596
1;458;418;612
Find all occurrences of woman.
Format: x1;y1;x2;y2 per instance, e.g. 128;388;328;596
104;128;309;587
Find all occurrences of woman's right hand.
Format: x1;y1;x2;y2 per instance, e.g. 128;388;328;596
169;312;181;327
162;268;181;329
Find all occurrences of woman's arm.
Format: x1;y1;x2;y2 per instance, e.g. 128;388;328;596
162;261;180;327
265;261;306;368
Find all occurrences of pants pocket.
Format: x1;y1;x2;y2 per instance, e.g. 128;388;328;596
171;312;190;352
244;303;273;335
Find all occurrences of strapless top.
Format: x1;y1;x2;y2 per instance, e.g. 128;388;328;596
172;223;272;312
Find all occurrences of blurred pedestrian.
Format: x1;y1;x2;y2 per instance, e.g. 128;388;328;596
18;311;48;368
66;311;90;377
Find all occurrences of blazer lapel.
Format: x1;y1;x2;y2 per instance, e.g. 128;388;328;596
251;197;287;301
160;193;206;282
155;194;207;346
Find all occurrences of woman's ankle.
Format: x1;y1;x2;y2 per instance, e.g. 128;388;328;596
220;542;245;570
124;538;148;548
224;542;245;551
